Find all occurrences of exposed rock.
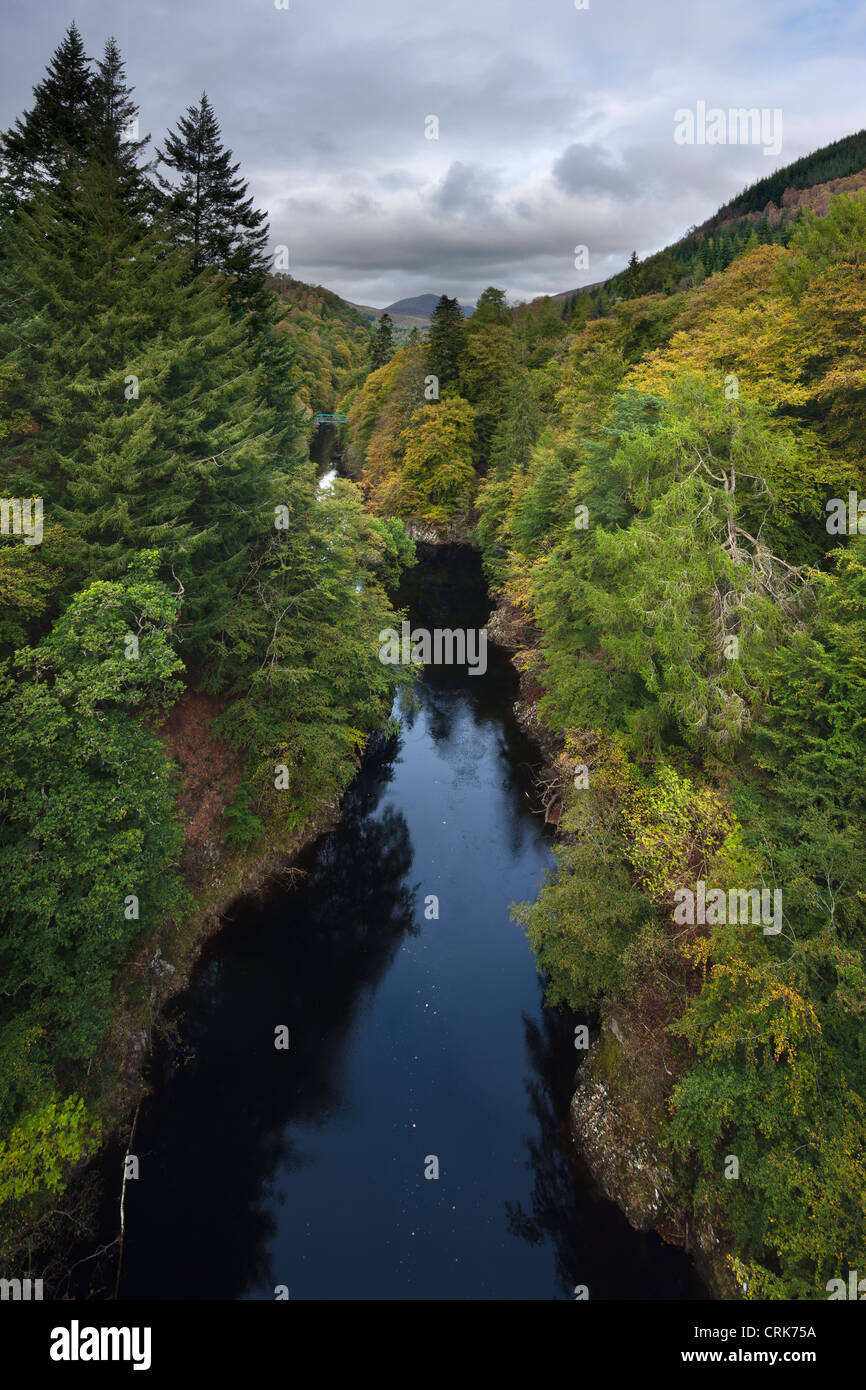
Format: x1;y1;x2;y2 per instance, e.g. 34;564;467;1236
570;1017;735;1297
149;949;176;981
403;516;476;546
512;697;563;765
485;597;537;652
570;1060;676;1233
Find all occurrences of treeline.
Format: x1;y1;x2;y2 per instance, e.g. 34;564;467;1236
716;125;866;220
0;25;411;1273
559;129;866;319
595;213;798;306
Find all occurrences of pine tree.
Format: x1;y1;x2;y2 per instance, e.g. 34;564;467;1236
156;93;269;294
427;295;464;388
0;23;93;215
371;313;395;368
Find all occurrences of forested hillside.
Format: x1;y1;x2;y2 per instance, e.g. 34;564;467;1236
343;174;866;1297
270;277;373;417
0;25;412;1273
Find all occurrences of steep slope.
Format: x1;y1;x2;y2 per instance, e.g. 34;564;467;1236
270;276;373;415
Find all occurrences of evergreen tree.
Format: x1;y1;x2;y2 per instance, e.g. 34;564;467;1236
156;92;269;293
624;250;641;299
470;286;510;327
0;23;93;215
457;323;518;464
371;312;395;368
0;154;281;658
427;294;464;388
86;37;152;218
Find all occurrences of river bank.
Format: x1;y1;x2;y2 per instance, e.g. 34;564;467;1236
64;541;705;1300
483;585;733;1299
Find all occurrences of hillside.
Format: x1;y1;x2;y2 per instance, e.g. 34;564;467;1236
547;127;866;316
347;300;430;333
384;293;475;318
269;276;373;415
348;292;475;332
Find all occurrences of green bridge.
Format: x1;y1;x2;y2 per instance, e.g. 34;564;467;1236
312;413;347;424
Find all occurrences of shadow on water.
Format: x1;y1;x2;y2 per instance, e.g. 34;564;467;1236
78;543;707;1301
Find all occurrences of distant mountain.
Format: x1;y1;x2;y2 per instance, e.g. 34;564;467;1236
383;293;475;319
346;300;429;331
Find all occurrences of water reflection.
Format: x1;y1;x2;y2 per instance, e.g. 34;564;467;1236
81;544;705;1302
117;752;419;1299
506;989;708;1300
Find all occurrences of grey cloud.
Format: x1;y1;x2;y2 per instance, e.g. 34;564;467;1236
377;169;421;191
434;162;502;218
0;0;861;304
552;143;635;199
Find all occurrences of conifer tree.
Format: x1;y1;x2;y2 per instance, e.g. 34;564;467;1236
0;154;281;658
156;93;269;292
0;23;93;215
427;294;464;389
470;286;509;327
371;313;395;368
624;250;641;298
86;37;153;218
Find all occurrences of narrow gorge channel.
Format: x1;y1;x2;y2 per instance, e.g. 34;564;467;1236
97;543;706;1301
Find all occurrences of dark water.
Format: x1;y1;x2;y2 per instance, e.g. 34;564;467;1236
309;421;339;469
107;546;705;1301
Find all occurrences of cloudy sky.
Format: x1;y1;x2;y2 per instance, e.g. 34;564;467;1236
2;0;865;307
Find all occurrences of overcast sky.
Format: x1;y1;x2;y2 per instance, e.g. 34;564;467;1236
2;0;864;307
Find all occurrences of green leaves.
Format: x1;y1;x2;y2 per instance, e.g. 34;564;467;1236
0;1093;100;1207
399;397;477;520
472;204;866;1296
0;558;188;1119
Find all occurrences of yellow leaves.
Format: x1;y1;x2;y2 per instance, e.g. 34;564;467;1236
691;950;822;1108
0;1094;101;1208
622;230;866;477
626;257;808;411
682;935;713;980
708;823;760;892
620;761;733;904
347;726;368;765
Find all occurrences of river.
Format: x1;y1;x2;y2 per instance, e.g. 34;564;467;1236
97;534;705;1301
